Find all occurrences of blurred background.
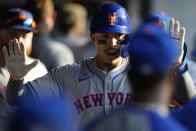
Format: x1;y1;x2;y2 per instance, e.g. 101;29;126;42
0;0;195;58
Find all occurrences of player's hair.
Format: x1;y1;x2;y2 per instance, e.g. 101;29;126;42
128;69;172;101
56;2;87;33
24;0;55;22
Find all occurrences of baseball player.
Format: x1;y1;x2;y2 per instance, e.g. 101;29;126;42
2;2;195;128
86;23;188;131
143;12;196;106
4;3;132;128
0;8;48;131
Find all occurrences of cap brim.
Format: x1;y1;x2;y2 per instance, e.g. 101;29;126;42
5;25;37;33
92;25;131;34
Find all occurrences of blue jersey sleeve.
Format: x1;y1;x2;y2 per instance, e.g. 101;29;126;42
171;96;196;130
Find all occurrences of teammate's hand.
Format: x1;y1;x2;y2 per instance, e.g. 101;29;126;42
162;18;185;64
2;41;38;80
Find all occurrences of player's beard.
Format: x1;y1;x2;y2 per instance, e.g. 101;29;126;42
104;56;122;68
95;47;122;72
104;47;120;60
104;47;122;71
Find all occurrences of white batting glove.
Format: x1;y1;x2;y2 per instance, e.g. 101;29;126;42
2;41;38;80
163;18;185;64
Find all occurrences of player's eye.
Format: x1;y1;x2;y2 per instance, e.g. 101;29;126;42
115;34;126;39
116;39;125;45
97;40;107;45
116;34;122;38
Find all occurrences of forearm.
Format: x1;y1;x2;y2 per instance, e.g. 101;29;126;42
173;42;196;104
174;70;196;104
171;96;196;131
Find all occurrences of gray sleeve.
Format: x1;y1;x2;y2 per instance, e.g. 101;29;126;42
6;67;65;107
6;64;79;107
27;68;66;102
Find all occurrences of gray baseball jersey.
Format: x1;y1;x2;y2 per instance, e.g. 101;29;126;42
13;57;132;127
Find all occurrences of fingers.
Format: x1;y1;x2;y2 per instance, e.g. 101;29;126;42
9;43;14;57
169;18;175;36
169;18;184;42
179;27;186;46
174;21;180;40
14;41;20;56
20;42;25;57
1;41;25;62
2;46;9;62
26;60;38;71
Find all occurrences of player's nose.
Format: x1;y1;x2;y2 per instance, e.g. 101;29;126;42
108;37;118;47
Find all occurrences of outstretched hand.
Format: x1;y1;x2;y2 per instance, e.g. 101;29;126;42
162;18;185;64
2;41;38;80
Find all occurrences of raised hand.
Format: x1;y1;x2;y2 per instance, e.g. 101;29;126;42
163;18;185;64
2;41;38;80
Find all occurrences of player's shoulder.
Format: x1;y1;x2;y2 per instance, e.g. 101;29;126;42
86;106;187;131
51;58;93;76
61;58;92;68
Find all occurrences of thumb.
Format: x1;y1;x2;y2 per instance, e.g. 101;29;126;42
26;60;38;71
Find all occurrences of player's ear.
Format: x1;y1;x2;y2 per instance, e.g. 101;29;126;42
90;34;95;42
52;11;57;22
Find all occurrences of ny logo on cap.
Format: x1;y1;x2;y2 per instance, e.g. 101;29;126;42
108;12;116;25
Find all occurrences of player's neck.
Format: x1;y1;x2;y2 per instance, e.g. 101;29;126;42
132;80;171;113
94;57;123;72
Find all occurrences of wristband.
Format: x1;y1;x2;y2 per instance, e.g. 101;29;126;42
178;63;188;76
10;75;24;81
